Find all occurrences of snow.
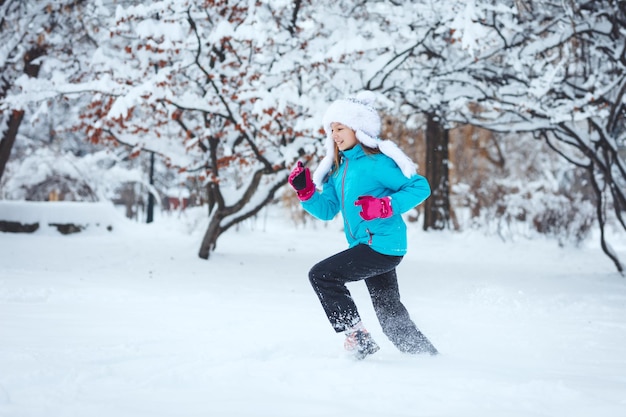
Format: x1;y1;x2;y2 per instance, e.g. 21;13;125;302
1;202;625;417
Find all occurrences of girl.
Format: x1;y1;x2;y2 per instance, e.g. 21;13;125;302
288;91;438;360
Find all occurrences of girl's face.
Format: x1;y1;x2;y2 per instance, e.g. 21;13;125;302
330;122;359;151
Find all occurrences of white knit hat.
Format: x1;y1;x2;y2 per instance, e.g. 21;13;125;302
312;91;418;185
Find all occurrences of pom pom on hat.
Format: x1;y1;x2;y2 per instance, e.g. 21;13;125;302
313;91;417;185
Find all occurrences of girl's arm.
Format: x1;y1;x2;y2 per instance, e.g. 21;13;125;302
301;180;341;221
376;158;431;213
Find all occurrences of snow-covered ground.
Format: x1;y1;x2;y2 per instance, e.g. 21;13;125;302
1;202;625;417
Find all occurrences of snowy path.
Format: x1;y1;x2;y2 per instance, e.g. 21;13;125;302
1;213;625;417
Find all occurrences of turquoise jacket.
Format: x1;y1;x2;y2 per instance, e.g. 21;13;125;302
302;144;431;256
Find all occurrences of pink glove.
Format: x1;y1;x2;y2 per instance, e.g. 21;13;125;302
355;196;393;220
288;161;315;201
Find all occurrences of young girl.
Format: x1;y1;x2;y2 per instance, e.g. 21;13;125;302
288;91;438;360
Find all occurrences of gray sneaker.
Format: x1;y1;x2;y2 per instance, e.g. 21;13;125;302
344;330;380;360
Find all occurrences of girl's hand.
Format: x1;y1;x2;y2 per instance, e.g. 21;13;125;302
355;196;393;220
288;161;315;201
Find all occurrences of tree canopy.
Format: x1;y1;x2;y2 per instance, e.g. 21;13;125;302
1;0;624;271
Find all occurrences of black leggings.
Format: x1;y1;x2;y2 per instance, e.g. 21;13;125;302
309;244;433;353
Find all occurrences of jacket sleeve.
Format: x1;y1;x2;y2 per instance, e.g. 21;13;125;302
375;158;431;214
300;179;341;221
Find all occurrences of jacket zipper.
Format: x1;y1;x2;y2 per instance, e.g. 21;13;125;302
341;158;357;241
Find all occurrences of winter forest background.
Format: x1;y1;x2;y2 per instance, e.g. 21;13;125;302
1;0;625;273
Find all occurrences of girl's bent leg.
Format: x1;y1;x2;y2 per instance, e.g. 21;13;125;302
308;245;401;332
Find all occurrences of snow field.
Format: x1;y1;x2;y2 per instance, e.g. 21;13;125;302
1;206;625;417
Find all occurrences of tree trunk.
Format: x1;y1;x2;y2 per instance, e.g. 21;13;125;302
197;169;289;260
544;124;625;274
0;110;25;181
590;168;624;274
198;210;224;259
146;151;155;223
423;113;450;231
0;46;46;182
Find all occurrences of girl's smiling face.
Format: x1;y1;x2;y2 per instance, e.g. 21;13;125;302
330;122;359;151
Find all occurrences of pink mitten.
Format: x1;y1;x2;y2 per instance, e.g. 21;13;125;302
355;196;393;220
288;161;315;201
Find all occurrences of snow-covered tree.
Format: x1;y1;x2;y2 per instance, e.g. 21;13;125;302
354;0;499;231
358;0;625;272
4;0;623;272
2;0;416;258
1;0;52;180
459;0;626;273
67;0;420;258
69;0;337;258
0;0;154;203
